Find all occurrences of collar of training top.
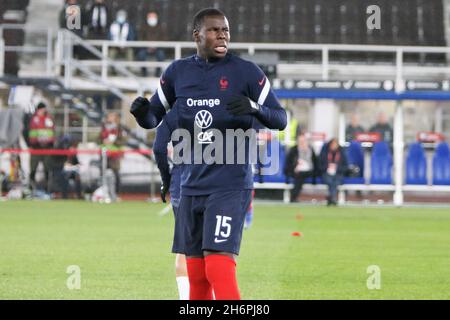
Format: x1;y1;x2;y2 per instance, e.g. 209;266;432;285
194;53;231;66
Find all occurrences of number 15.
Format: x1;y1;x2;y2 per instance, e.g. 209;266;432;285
215;215;232;238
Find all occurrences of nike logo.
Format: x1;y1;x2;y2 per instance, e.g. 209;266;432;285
258;77;265;86
214;237;227;243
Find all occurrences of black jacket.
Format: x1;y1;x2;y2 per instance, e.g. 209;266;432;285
284;145;318;178
319;142;348;176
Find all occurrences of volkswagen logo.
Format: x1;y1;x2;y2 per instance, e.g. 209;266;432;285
195;110;213;129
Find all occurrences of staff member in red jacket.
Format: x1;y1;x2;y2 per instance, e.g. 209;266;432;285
28;102;55;192
98;111;126;194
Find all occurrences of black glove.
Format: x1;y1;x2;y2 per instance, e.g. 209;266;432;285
226;96;260;116
130;96;150;119
160;175;171;203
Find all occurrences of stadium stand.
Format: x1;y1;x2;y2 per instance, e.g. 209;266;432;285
61;0;446;64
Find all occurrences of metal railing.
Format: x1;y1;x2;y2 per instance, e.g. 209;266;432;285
80;40;450;86
2;23;450;91
57;30;145;96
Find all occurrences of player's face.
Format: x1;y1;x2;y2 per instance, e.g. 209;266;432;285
195;15;230;60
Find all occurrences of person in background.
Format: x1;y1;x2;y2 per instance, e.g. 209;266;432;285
59;0;85;38
28;102;55;192
59;0;87;64
136;11;168;77
277;109;301;148
86;0;110;40
319;138;348;206
369;112;393;145
108;9;136;64
98;112;126;195
284;133;318;203
153;110;189;300
50;135;83;199
345;113;365;143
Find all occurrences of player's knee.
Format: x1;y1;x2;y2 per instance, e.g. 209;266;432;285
175;264;187;277
175;254;188;276
185;257;207;283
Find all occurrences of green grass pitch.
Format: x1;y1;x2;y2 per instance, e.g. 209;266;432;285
0;200;449;299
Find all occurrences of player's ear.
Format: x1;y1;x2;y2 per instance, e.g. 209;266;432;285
193;29;200;42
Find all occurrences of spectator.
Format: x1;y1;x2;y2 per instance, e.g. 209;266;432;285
50;135;83;199
284;133;318;203
345;113;365;142
108;9;136;64
98;111;126;194
86;0;110;40
369;112;393;144
59;0;86;61
319;138;348;206
136;11;167;77
28;102;55;192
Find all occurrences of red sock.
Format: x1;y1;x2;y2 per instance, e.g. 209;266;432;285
186;257;213;300
205;254;240;300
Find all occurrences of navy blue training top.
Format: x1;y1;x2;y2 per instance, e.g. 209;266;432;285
146;53;287;196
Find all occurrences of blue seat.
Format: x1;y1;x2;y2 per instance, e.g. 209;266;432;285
343;177;365;184
345;141;365;184
405;142;427;185
432;142;450;185
370;142;392;184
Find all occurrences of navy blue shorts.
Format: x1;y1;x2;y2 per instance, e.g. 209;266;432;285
178;190;253;256
171;205;185;254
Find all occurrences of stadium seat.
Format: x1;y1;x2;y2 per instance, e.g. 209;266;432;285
432;142;450;185
344;141;365;184
405;142;427;185
370;142;392;184
70;0;440;65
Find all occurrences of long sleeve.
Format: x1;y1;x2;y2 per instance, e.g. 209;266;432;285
254;99;287;131
245;61;287;130
135;102;166;129
134;62;177;129
153;119;171;184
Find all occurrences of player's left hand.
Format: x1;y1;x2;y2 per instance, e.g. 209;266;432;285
130;96;150;119
226;96;260;116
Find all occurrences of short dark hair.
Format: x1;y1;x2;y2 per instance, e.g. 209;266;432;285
36;102;47;109
192;8;226;32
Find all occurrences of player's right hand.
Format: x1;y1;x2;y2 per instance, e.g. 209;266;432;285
130;96;150;119
160;175;171;203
